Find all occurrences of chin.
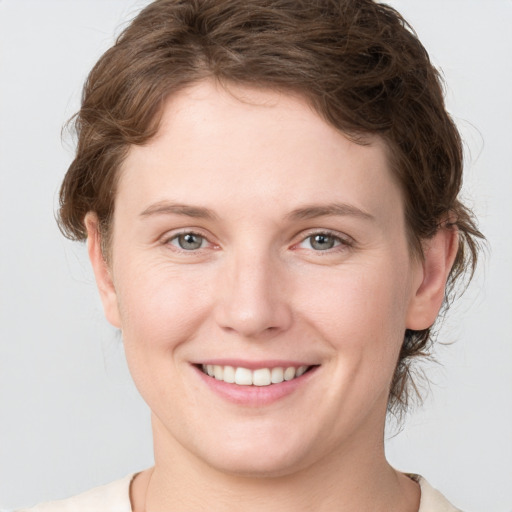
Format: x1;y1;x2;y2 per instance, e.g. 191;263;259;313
203;448;310;479
189;426;319;479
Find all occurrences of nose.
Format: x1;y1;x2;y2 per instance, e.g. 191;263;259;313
214;250;293;340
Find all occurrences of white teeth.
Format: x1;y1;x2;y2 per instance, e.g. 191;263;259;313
235;367;253;386
252;368;271;386
213;365;224;380
201;364;311;385
284;366;296;381
271;367;284;384
223;365;236;383
296;365;308;377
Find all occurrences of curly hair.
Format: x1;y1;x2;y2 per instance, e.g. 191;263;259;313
58;0;484;413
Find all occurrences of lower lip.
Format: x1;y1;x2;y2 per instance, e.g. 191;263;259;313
193;365;318;406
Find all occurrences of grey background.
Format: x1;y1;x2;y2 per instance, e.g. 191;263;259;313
1;1;511;510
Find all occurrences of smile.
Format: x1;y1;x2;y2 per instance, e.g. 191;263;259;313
200;364;312;386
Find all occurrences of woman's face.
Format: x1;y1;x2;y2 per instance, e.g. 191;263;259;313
89;80;436;477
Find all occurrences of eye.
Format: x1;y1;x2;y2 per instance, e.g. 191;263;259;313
298;232;349;251
169;232;207;251
306;234;339;250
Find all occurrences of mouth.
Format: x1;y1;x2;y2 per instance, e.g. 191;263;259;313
198;364;315;386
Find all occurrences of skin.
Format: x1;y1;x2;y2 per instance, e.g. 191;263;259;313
86;80;458;511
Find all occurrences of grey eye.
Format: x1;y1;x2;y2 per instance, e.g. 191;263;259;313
308;234;338;250
172;233;205;250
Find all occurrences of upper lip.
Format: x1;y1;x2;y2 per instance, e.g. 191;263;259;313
192;359;318;370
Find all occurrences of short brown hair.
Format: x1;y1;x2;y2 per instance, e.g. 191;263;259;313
58;0;483;413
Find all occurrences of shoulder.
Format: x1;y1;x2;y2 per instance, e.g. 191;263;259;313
15;473;134;512
413;475;463;512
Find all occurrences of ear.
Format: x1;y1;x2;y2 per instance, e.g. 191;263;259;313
406;225;459;330
85;213;121;328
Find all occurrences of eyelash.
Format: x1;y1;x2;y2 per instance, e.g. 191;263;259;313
164;230;214;252
294;230;354;253
163;229;353;254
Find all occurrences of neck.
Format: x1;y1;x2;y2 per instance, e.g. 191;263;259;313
132;414;419;512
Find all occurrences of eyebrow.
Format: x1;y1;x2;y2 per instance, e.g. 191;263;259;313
139;201;218;220
286;203;375;222
139;201;374;222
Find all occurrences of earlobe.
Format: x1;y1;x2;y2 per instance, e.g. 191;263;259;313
406;226;459;331
85;213;122;328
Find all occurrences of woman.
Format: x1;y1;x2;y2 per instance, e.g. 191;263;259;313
18;0;483;510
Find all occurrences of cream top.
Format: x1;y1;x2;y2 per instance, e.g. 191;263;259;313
16;473;462;512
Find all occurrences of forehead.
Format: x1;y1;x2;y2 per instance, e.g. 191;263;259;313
117;80;402;225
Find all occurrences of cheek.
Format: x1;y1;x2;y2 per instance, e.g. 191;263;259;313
113;260;214;352
296;259;414;403
113;263;213;404
300;265;410;344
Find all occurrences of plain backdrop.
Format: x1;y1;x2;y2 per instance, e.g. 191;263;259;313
1;1;511;510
